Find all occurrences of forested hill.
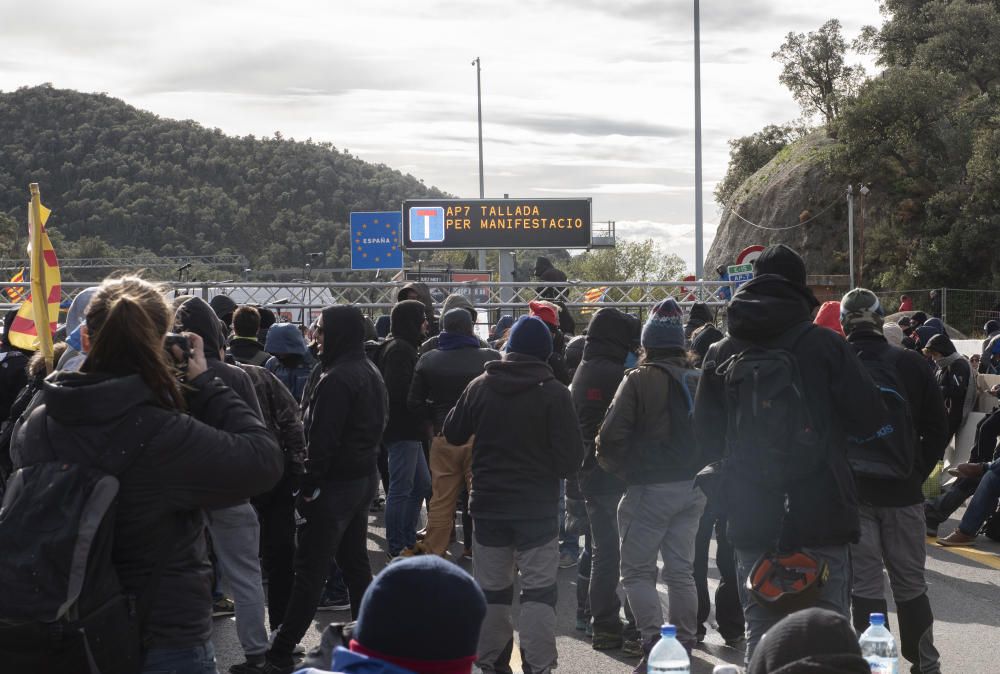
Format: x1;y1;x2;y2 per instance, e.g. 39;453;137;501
0;85;448;271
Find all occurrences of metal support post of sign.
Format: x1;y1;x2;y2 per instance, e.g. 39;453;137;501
847;185;855;290
694;0;704;282
474;57;487;274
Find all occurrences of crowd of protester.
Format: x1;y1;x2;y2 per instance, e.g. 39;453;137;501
0;247;997;674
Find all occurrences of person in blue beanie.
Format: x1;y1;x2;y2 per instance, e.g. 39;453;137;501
295;556;486;674
443;316;584;674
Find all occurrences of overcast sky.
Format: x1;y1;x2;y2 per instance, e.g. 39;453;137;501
0;0;883;271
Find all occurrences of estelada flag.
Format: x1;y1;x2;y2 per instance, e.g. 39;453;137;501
7;195;60;352
4;268;27;303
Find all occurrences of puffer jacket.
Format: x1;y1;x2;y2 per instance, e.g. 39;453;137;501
408;342;500;434
11;370;281;648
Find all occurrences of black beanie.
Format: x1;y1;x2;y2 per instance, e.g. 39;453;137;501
748;608;869;674
925;333;956;357
351;556;486;671
755;244;808;286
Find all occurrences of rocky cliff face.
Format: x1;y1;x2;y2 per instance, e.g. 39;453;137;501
706;133;855;278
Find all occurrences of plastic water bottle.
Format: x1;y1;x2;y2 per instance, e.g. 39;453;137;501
859;613;899;674
648;624;690;674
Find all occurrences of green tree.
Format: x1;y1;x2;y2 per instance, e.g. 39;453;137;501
714;124;803;206
565;239;686;283
773;19;866;124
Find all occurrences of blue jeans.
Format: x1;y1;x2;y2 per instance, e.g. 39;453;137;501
960;462;1000;535
559;479;580;557
735;544;850;666
142;641;217;674
385;440;431;554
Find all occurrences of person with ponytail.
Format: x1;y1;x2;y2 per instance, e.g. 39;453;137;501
10;276;282;674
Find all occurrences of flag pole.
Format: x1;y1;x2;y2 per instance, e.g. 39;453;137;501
28;183;53;373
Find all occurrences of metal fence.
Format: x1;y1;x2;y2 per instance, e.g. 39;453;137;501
7;280;998;335
0;280;736;329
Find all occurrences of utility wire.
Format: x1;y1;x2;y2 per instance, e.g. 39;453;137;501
725;197;840;231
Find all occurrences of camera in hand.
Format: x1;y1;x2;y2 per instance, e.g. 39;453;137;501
164;332;192;377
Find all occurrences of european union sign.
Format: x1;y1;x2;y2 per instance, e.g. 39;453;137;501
350;211;403;270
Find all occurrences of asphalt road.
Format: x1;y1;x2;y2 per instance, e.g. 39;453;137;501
212;506;1000;674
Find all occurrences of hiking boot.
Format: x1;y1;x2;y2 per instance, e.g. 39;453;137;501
212;597;235;617
621;636;643;658
938;529;977;546
316;589;350;612
591;630;623;651
632;635;661;674
558;551;578;569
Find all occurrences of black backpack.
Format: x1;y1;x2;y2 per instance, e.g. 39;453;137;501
0;411;171;674
717;324;824;487
846;348;917;480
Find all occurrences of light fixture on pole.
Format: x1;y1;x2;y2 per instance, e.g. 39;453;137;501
473;57;487;272
694;0;704;281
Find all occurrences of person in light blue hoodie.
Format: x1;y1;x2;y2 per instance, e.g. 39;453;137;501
56;286;99;372
265;322;315;403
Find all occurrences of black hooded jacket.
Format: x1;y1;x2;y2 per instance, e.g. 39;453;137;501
174;297;263;419
443;353;584;520
12;370;281;649
379;300;428;442
846;332;949;507
570;309;639;496
694;275;887;549
302;306;388;488
396;283;438;336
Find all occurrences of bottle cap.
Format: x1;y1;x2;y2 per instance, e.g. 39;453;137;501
869;613;886;626
660;624;677;638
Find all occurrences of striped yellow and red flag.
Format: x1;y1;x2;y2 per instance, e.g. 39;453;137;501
4;268;27;303
7;185;60;364
580;286;609;314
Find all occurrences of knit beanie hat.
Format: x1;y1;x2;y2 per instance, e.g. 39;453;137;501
839;288;885;335
754;244;808;286
528;300;560;329
814;301;846;337
747;608;869;674
351;556;486;674
641;299;686;350
442;307;475;336
925;333;957;357
506;315;553;361
883;322;904;348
